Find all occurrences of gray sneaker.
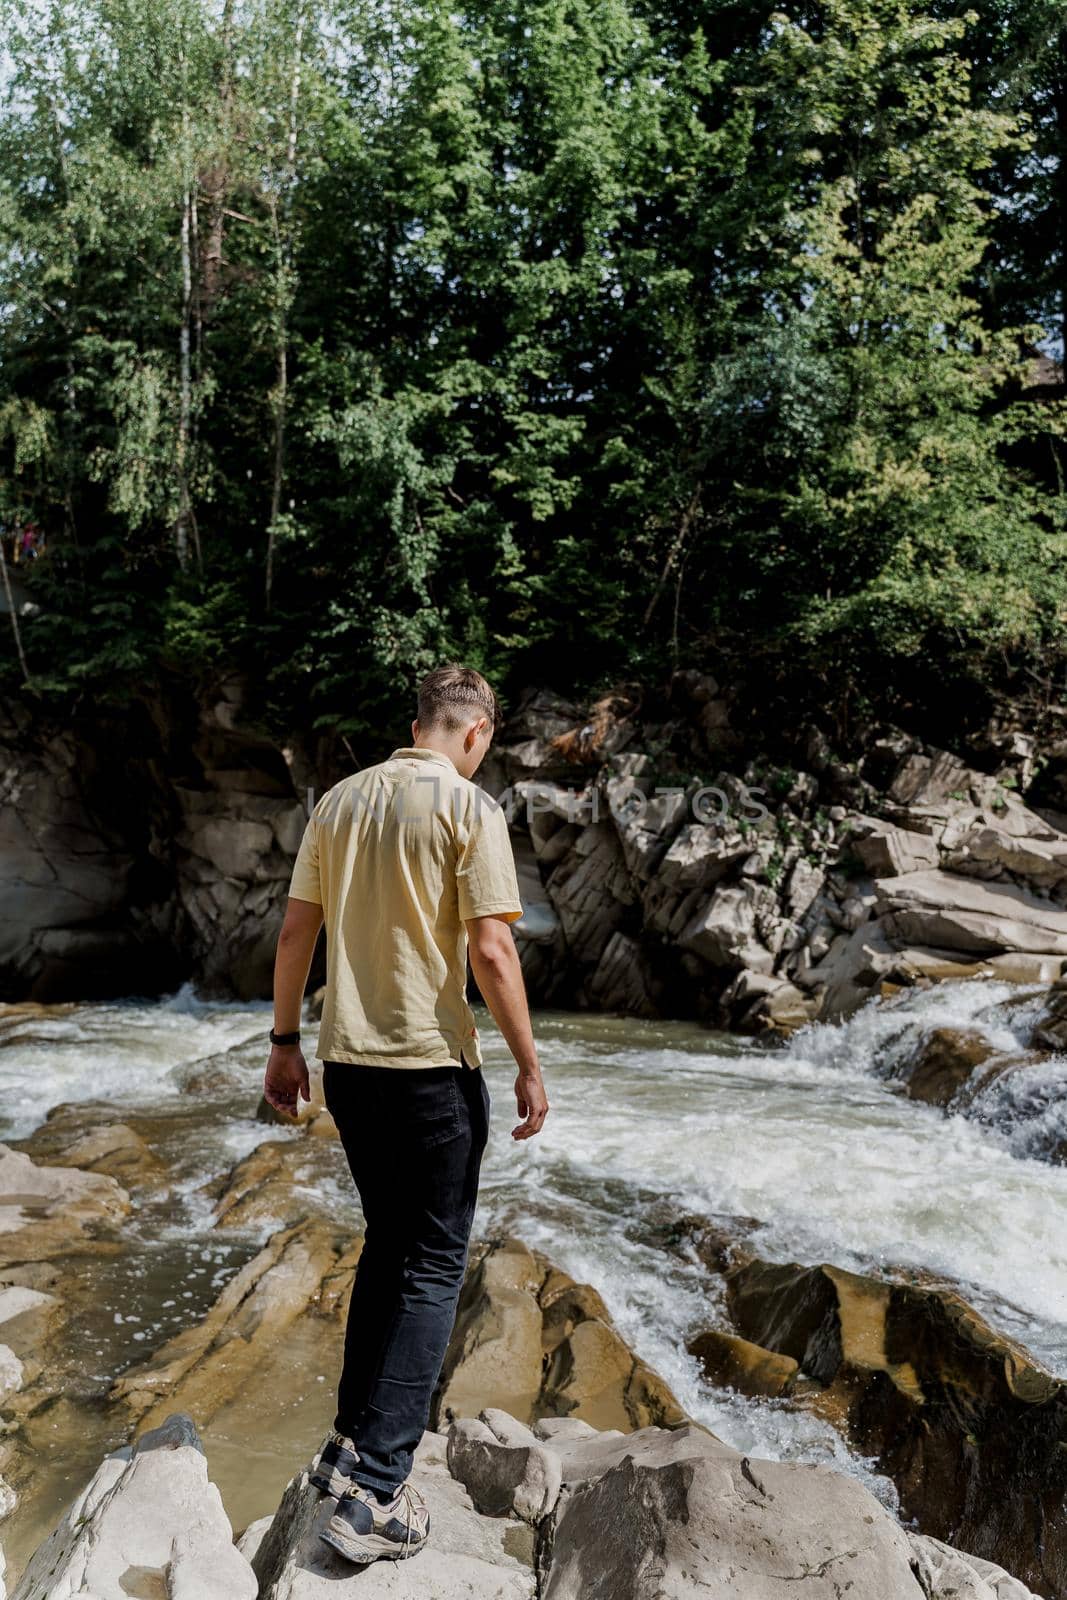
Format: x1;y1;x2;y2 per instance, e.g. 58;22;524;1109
320;1480;429;1565
309;1431;360;1497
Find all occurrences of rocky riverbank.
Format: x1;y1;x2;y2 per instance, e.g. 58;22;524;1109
0;1023;1064;1595
13;1400;1044;1600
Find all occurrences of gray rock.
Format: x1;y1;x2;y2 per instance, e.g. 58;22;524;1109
605;778;687;882
944;825;1067;891
447;1410;562;1523
784;858;826;920
545;822;636;967
888;748;976;807
854;825;940;877
679;883;775;973
541;1438;926;1600
658;822;752;893
12;1413;256;1600
908;1534;1042;1599
585;932;657;1016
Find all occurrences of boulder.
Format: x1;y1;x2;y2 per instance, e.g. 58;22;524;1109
724;971;816;1035
447;1409;562;1523
784;858;826;921
656;822;751;894
510;836;570;1002
884;946;1064;987
11;1413;256;1600
945;826;1067;891
537;1268;613;1353
605;778;687;882
1030;983;1067;1051
887;748;983;809
679;883;775;974
208;1137;330;1228
687;1328;798;1398
252;1430;536;1599
903;1027;996;1106
433;1238;546;1428
655;1211;759;1275
909;1534;1042;1600
855;826;940;878
0;1144;129;1267
174;777;307;1000
13;1103;166;1190
725;1256;1067;1596
545;822;637;968
539;1314;686;1433
541;1432;927;1600
434;1239;686;1436
585;931;658;1017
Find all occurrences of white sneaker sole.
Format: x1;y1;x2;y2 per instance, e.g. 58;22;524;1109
320;1521;427;1565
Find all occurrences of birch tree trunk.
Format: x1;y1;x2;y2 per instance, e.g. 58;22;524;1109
176;177;193;572
0;549;31;687
265;7;307;612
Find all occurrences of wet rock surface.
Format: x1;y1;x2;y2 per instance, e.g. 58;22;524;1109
702;1254;1067;1596
432;1235;686;1435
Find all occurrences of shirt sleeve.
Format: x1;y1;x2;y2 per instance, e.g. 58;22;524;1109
288;814;323;905
457;795;523;923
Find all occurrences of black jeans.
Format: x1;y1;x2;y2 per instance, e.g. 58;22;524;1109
322;1060;490;1498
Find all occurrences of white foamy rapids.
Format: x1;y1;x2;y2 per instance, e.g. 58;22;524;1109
477;984;1067;1377
786;974;1067;1161
0;984;272;1138
782;977;1043;1081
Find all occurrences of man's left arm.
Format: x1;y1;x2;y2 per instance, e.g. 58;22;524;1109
264;896;324;1117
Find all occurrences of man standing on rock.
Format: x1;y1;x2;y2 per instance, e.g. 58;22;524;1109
263;663;549;1567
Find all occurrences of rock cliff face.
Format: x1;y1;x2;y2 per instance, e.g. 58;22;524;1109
6;674;1067;1018
0;683;315;1003
490;685;1067;1033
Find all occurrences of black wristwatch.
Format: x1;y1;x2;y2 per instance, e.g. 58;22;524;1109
269;1028;301;1047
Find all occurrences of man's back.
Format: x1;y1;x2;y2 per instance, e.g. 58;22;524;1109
290;745;521;1068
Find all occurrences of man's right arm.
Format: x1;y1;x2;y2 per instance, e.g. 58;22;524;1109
466;915;549;1141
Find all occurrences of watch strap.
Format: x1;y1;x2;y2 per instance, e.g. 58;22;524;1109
270;1028;301;1046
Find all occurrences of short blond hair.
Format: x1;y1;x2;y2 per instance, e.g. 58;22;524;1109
417;664;500;731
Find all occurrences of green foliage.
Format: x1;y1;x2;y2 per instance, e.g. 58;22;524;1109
0;0;1063;733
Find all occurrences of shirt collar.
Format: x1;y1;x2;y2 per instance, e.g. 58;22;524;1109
390;745;458;773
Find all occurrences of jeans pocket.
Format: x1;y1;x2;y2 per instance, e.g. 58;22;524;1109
406;1069;463;1149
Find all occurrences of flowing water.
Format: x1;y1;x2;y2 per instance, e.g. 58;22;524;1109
1;978;1066;1563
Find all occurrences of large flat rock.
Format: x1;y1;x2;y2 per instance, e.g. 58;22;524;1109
875;868;1067;955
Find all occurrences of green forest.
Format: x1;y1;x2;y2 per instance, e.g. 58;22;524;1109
0;0;1065;740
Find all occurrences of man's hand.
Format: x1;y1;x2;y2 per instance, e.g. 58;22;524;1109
512;1068;549;1141
264;1044;311;1119
466;913;548;1143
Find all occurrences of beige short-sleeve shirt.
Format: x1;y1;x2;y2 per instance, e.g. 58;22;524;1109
289;747;522;1068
